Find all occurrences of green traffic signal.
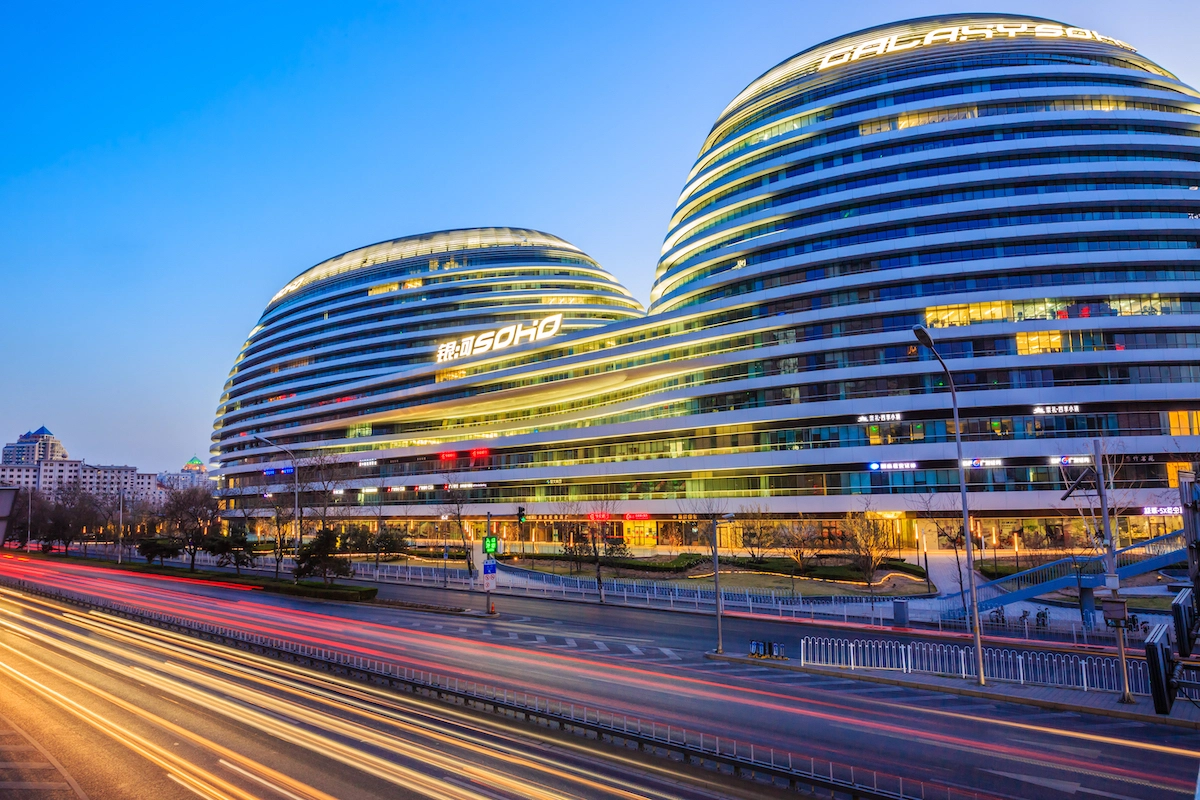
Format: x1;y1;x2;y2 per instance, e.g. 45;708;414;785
483;535;498;554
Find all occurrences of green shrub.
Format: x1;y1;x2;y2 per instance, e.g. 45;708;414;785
263;583;378;602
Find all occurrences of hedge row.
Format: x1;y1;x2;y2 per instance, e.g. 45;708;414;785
262;583;378;602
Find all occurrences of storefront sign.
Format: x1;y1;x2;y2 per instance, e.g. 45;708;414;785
858;413;902;423
963;458;1003;468
869;461;916;471
1143;506;1183;515
1033;405;1082;414
1052;455;1093;466
624;513;652;521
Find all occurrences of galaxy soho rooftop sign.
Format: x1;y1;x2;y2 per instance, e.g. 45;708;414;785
719;18;1137;126
818;20;1135;71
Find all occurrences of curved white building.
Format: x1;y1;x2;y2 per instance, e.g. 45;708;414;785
215;15;1200;550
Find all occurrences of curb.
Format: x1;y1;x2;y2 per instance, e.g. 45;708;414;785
704;651;1200;730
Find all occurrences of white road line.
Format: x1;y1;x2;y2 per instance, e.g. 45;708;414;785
659;648;681;660
166;773;220;800
593;642;609;652
534;635;546;643
219;759;308;800
627;645;643;655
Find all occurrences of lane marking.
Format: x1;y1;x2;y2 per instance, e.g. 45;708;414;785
219;759;310;800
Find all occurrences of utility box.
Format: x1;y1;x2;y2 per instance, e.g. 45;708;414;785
893;598;910;627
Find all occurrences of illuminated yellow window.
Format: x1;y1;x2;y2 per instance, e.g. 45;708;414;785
859;119;892;136
1169;410;1200;435
925;304;968;327
368;282;400;296
1167;462;1190;488
402;278;423;290
925;301;1012;328
897;106;977;130
1016;331;1063;355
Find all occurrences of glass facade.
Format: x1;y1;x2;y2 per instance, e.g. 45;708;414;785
215;16;1199;549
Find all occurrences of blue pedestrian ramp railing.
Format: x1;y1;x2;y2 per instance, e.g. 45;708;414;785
940;529;1185;618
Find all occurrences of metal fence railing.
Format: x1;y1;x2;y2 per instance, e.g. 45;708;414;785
795;633;1200;697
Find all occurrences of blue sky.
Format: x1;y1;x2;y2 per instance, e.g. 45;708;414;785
1;1;1197;471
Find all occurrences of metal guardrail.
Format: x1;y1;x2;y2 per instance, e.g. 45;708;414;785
0;575;981;800
796;633;1200;697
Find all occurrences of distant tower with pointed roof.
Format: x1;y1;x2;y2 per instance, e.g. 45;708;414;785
2;427;69;465
159;456;210;490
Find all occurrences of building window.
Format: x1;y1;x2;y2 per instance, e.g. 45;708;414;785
368;282;400;296
1016;331;1063;355
1168;410;1200;435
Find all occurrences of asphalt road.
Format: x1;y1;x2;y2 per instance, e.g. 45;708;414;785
0;581;783;800
1;557;1196;800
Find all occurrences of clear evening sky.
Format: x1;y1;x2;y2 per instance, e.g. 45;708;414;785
2;1;1197;472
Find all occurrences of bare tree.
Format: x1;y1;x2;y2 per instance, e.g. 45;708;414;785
49;482;97;555
779;516;822;578
553;499;585;574
438;473;476;575
909;492;966;611
90;491;122;559
585;498;620;603
368;480;408;570
162;486;220;571
300;452;347;541
680;496;731;585
266;494;294;581
842;503;892;610
736;502;775;561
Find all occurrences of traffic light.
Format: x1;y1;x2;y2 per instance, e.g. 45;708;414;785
483;535;498;555
1146;624;1178;714
517;506;526;523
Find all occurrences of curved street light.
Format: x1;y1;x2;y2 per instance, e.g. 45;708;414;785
913;325;986;686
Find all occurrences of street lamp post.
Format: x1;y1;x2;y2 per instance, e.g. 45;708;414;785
913;324;986;686
711;512;735;654
253;434;302;558
117;489;124;564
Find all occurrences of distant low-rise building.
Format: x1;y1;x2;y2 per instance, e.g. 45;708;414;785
0;460;164;505
2;426;68;465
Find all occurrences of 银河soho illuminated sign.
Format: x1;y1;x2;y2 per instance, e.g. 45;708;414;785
819;22;1134;72
436;313;563;363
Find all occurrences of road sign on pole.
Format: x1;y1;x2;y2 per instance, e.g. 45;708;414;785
483;559;497;592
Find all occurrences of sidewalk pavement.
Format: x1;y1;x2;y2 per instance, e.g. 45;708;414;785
707;651;1200;729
